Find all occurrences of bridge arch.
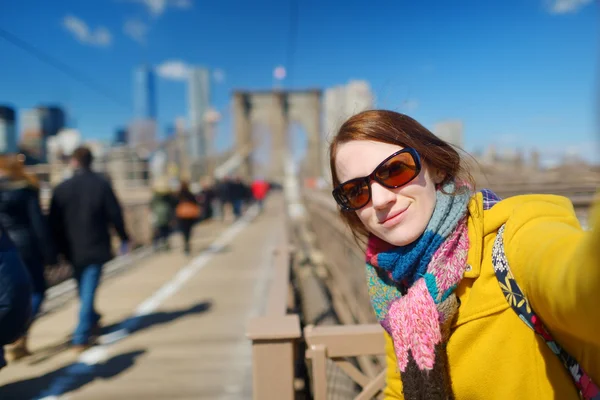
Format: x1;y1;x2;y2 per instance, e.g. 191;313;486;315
232;89;322;183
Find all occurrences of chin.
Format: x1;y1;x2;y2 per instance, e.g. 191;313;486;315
375;229;420;247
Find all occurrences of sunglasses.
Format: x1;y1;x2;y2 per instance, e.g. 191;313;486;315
332;148;422;210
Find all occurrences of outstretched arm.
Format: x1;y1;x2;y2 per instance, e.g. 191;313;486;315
505;196;600;345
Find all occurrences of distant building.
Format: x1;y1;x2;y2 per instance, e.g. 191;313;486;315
433;120;464;149
114;127;128;146
38;106;66;138
128;119;157;160
19;105;67;163
134;65;157;120
103;146;149;189
322;80;374;180
0;106;17;154
187;67;211;161
21;108;45;162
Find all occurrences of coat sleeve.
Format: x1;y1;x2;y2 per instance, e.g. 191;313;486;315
26;189;56;265
103;183;129;243
48;190;67;258
504;196;600;345
383;332;405;399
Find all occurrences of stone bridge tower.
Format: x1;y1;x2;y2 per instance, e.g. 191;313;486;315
232;89;322;183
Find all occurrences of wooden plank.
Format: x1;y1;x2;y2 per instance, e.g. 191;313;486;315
305;324;386;358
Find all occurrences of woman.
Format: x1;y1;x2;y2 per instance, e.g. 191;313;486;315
329;110;599;399
175;181;200;256
0;155;54;361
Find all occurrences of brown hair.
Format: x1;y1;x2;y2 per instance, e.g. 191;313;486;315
329;110;474;245
72;146;93;169
0;154;39;188
178;180;194;200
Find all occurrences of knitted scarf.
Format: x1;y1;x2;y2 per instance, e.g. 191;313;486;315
366;181;471;399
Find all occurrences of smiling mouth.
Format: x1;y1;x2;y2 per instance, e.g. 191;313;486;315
380;207;408;225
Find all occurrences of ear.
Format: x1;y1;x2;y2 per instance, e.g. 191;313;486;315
433;169;446;184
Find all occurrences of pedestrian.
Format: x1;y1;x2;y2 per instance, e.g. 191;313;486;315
250;178;270;212
0;223;33;370
49;146;130;353
0;155;54;361
175;181;200;256
230;176;247;219
217;177;233;222
150;177;176;251
329;110;599;399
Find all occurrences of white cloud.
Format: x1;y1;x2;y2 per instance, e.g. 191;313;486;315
156;60;190;80
126;0;192;16
124;19;149;44
63;15;112;47
213;68;226;83
547;0;593;14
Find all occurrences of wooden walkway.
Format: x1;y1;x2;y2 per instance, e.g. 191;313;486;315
0;195;286;400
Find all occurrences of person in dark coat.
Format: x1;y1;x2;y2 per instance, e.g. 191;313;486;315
230;177;248;219
49;147;129;352
150;178;176;251
0;223;32;370
0;155;54;361
174;181;200;256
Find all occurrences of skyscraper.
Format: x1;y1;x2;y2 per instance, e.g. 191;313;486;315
21;108;45;162
0;106;17;154
38;106;66;138
130;65;157;159
187;67;210;161
134;65;157;120
113;127;128;146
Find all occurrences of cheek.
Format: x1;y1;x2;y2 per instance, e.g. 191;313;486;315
419;187;438;219
355;208;371;227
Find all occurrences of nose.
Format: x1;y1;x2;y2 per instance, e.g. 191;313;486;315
370;181;396;210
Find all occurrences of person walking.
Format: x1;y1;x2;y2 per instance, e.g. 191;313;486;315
174;181;200;256
250;178;270;212
49;146;129;352
0;155;54;361
150;178;176;251
0;222;33;370
329;110;599;399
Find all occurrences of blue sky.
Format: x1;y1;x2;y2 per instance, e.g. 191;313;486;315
0;0;598;164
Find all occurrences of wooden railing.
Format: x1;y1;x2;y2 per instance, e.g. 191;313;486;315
246;201;301;400
305;324;386;400
301;190;388;399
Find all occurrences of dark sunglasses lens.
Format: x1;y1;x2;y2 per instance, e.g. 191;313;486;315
376;152;418;187
339;180;370;209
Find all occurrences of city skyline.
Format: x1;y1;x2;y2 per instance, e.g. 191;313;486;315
0;0;598;166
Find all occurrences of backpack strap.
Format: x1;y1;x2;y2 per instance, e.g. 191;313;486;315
492;224;600;400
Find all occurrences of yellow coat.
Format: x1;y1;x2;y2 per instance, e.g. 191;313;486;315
384;193;600;399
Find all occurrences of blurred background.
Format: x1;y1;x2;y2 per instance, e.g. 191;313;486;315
0;1;598;399
1;0;598;189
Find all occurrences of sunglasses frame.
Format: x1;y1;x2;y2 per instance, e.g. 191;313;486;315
332;147;422;211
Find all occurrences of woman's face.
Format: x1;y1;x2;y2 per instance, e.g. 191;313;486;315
335;140;443;246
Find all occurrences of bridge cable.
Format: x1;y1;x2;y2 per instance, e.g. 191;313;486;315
0;27;130;109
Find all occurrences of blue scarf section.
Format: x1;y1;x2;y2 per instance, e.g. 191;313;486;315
375;181;472;285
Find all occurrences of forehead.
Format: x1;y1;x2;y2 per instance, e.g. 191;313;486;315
335;140;404;182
